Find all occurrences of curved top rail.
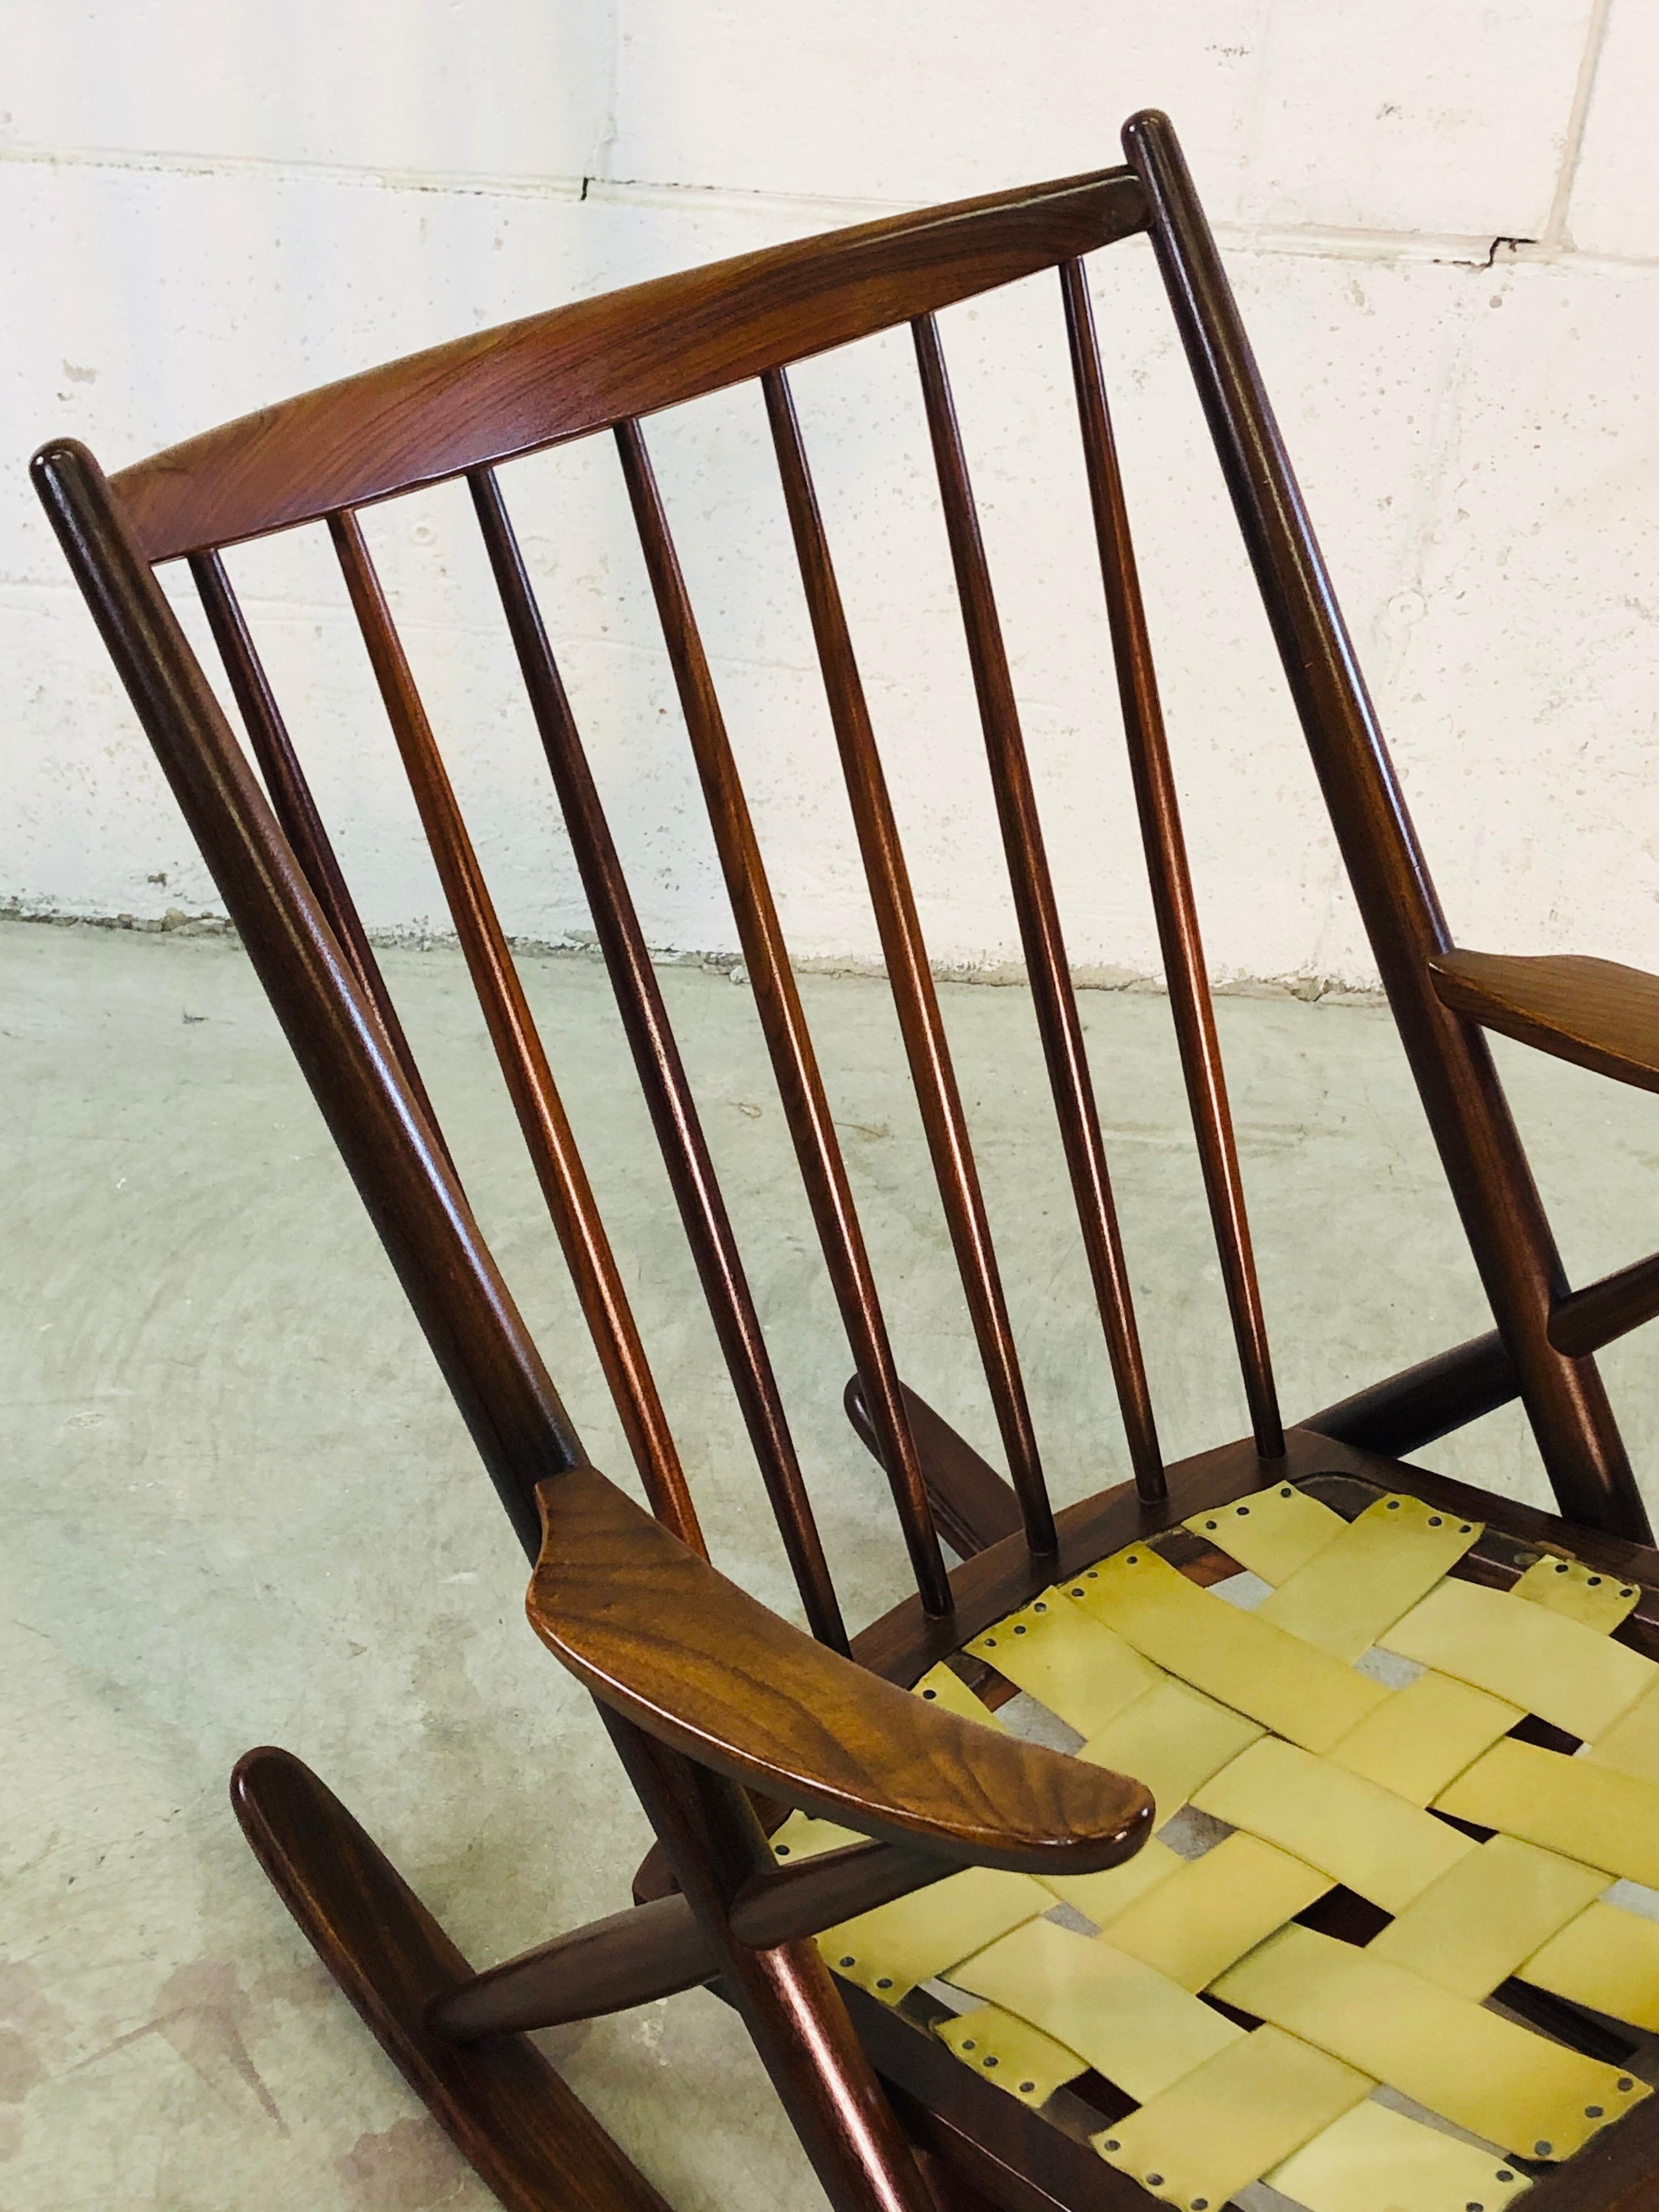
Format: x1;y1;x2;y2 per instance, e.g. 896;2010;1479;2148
111;166;1146;563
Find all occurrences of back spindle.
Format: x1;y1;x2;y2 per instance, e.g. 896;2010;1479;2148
761;367;1056;1559
1059;258;1284;1459
189;549;455;1168
328;505;706;1553
911;312;1166;1505
467;465;848;1650
614;416;953;1615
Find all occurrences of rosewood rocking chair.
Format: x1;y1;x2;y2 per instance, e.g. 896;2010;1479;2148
37;106;1659;2212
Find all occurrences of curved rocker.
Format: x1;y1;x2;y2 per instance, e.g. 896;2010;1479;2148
230;1746;674;2212
42;92;1659;2212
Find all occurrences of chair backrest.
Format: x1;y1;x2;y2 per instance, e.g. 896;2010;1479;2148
35;109;1637;1645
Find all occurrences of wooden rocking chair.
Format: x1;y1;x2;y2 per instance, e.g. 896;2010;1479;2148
36;106;1659;2212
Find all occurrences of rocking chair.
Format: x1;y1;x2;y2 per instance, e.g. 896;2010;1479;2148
37;106;1659;2212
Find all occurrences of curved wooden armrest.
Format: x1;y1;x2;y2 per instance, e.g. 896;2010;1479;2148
1428;950;1659;1094
526;1467;1152;1877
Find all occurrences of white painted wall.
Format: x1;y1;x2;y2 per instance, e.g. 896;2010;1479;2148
5;0;1659;988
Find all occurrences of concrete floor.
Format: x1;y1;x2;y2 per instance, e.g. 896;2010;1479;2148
8;914;1659;2211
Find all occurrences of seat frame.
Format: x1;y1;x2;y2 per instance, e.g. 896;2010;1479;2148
34;105;1659;2212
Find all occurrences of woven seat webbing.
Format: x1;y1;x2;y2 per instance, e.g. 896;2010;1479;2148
805;1482;1659;2211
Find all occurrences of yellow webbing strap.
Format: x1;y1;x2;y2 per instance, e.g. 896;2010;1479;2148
961;1592;1163;1738
1435;1736;1659;1888
1184;1483;1346;1582
817;1865;1048;2005
1077;1678;1261;1827
1523;1898;1659;2031
911;1660;1008;1726
1213;1922;1647;2158
1256;1493;1481;1661
1191;1737;1475;1913
1325;1668;1520;1805
1093;1831;1330;1990
934;2004;1089;2107
1094;2026;1371;2210
948;1917;1241;2104
768;1811;862;1863
1364;1834;1606;1999
904;1484;1658;2200
1514;1552;1641;1632
1034;1834;1184;1926
1584;1676;1659;1783
1265;2098;1532;2212
1069;1547;1389;1752
1381;1575;1655;1739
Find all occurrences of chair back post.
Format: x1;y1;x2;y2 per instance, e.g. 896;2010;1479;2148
30;438;586;1562
601;1708;938;2212
1125;108;1652;1543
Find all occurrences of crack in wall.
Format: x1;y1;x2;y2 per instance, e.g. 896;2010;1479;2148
6;140;1659;275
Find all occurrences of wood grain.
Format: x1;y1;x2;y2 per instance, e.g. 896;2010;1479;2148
469;465;847;1650
33;439;582;1563
45;105;1659;2212
764;364;1054;1559
615;415;952;1617
1062;253;1282;1462
1431;950;1659;1095
330;508;703;1553
1126;106;1650;1542
231;1746;672;2212
843;1376;1025;1560
912;309;1165;1505
529;1464;1152;1875
112;170;1147;563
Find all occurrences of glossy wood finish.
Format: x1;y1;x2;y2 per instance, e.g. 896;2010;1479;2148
231;1746;673;2212
429;1838;951;2042
1552;1251;1659;1360
614;416;952;1616
43;106;1659;2212
1431;950;1659;1094
1303;1326;1521;1457
113;170;1148;562
432;1894;716;2041
912;310;1165;1507
468;465;846;1650
852;1987;1160;2212
34;440;580;1564
764;365;1055;1559
1305;1247;1659;1447
604;1713;942;2212
848;1422;1659;1703
529;1464;1152;1874
1061;255;1283;1460
844;1378;1026;1561
330;507;703;1554
189;547;451;1158
1125;106;1651;1543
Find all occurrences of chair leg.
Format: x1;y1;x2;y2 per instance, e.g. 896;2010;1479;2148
604;1713;941;2212
230;1745;674;2212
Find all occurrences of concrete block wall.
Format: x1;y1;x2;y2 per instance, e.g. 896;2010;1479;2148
5;0;1658;988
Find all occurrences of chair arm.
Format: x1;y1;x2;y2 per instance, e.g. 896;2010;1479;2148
1428;950;1659;1094
526;1467;1152;1877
